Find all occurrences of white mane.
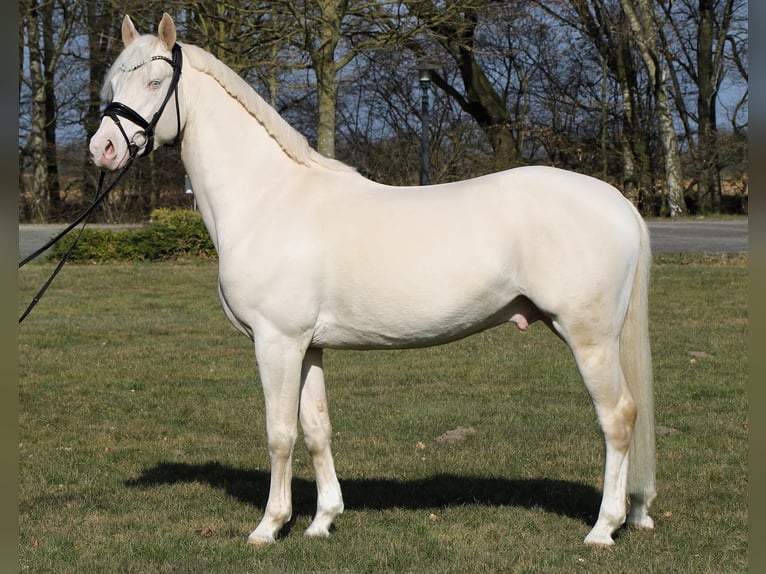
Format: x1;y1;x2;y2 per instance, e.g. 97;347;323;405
180;43;355;172
103;35;355;172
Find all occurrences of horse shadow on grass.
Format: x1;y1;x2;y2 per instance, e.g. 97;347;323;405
125;460;601;526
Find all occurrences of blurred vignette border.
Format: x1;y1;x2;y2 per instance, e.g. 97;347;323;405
7;2;760;571
748;3;762;572
4;3;19;573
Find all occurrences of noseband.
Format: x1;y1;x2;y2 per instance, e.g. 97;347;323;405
102;43;183;158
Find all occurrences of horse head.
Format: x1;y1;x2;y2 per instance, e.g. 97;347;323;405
90;13;183;170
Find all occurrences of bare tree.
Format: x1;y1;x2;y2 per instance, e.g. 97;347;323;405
21;0;48;221
291;0;349;158
271;0;409;158
19;0;81;222
18;1;748;222
404;0;526;168
695;0;728;212
336;44;486;185
555;0;654;210
620;0;685;216
41;0;61;218
658;0;743;214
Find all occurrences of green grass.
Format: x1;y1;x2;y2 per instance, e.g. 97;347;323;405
18;255;747;573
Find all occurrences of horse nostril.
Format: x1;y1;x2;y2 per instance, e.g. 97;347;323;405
104;139;115;159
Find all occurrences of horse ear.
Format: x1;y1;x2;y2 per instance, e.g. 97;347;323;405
158;13;177;49
122;15;139;46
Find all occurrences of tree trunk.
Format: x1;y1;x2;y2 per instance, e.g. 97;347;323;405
19;0;28;221
696;0;724;213
443;34;518;166
406;0;519;167
83;4;119;202
42;0;62;219
313;0;344;159
567;0;653;211
26;0;48;222
656;87;685;216
620;0;685;217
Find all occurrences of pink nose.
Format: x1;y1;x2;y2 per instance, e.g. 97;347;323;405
90;137;116;166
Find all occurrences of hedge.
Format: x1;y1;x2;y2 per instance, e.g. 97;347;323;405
50;208;217;262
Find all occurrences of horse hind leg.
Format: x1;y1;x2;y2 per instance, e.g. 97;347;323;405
299;348;344;537
569;337;637;546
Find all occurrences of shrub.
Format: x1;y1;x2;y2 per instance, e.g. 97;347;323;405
50;209;217;262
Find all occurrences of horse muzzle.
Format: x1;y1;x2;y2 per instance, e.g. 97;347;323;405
89;127;131;171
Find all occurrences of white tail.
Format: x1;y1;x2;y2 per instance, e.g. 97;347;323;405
621;214;656;513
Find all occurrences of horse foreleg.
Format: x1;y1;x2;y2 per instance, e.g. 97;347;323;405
247;336;306;546
299;348;344;537
571;340;636;546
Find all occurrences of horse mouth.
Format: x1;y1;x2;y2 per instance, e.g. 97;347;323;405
114;152;130;170
110;143;131;170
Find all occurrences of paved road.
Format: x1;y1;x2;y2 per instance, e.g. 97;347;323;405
646;220;747;254
18;219;748;261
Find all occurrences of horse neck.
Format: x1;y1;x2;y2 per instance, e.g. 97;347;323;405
179;67;303;228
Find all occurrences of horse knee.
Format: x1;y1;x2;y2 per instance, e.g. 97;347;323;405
303;420;332;455
621;392;637;428
268;429;297;459
574;344;636;451
598;393;636;452
301;399;333;454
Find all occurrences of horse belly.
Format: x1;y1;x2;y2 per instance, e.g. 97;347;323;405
313;246;522;350
312;299;515;350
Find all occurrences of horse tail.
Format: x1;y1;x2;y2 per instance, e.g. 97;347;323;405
622;212;656;509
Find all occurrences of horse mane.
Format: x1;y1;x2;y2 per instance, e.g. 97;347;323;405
102;35;355;172
180;42;355;172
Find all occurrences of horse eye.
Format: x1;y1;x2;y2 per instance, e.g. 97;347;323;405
149;80;161;90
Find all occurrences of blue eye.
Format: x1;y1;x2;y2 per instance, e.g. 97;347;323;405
149;80;161;90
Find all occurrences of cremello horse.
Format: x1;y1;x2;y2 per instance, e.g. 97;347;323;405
90;14;656;546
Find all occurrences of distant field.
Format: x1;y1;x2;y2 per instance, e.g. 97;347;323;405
18;255;747;573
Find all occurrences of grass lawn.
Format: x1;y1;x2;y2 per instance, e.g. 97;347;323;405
18;255;747;573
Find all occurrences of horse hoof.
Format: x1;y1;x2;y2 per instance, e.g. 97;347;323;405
627;509;655;530
304;524;331;538
247;533;275;547
584;535;615;547
583;526;615;547
627;515;655;530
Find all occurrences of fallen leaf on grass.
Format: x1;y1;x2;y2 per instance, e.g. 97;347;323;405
31;536;39;549
195;527;214;538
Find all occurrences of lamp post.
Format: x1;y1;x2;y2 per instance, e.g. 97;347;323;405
418;67;433;186
185;173;196;210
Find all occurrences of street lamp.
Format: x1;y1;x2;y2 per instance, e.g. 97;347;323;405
417;65;437;186
185;173;196;210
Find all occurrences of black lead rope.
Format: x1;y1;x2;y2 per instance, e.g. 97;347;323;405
18;153;137;323
19;43;184;324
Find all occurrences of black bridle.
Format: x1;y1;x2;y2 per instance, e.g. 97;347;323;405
19;43;184;324
103;42;184;158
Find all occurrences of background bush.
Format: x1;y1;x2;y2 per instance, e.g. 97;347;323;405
50;209;216;262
